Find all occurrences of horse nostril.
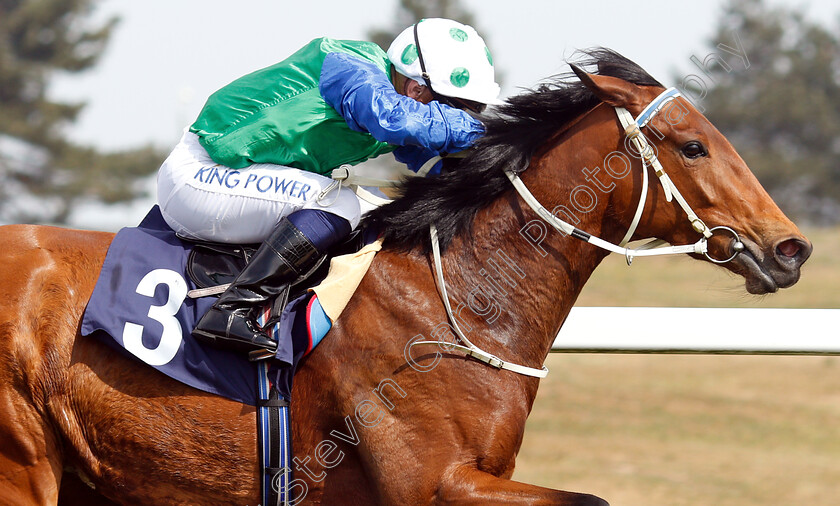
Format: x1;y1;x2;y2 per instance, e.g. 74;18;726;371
775;238;812;265
777;239;800;258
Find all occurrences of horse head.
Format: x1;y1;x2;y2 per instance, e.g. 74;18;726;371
366;48;811;327
568;65;811;294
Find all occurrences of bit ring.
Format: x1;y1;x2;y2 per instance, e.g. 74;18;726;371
703;226;743;264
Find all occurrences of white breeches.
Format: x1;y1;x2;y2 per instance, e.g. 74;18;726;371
157;131;362;244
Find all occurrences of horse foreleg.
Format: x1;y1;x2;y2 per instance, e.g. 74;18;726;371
437;467;609;506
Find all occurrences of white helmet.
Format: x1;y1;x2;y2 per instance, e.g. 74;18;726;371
388;18;503;107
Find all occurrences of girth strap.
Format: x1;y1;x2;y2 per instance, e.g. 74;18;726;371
257;362;292;506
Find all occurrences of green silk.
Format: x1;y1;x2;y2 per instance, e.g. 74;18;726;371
190;38;395;175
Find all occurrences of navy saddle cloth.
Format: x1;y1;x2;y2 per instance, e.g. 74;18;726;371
80;206;320;404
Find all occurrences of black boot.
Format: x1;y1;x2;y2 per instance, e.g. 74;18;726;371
192;218;322;353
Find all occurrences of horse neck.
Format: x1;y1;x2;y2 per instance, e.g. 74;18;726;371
443;104;633;369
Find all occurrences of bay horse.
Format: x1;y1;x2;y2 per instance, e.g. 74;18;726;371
0;50;810;505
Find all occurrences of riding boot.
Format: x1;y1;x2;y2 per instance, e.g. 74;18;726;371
192;218;322;353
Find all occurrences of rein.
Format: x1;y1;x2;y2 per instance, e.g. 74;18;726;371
415;87;745;379
415;224;550;378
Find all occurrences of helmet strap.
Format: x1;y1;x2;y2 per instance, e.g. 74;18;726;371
413;23;435;93
411;22;485;114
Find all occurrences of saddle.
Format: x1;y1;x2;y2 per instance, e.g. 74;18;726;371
183;228;373;324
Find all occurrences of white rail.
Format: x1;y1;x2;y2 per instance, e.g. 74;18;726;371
552;307;839;355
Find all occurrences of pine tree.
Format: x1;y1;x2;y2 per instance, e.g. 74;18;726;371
0;0;163;224
698;0;840;224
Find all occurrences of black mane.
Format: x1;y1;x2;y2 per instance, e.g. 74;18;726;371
362;48;662;251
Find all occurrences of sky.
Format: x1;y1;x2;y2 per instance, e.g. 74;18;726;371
48;0;839;228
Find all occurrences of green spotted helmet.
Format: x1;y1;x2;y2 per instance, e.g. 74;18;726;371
388;18;502;108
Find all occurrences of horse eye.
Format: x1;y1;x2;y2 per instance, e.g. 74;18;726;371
681;141;707;159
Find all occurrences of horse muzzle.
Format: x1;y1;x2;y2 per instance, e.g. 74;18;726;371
730;235;812;294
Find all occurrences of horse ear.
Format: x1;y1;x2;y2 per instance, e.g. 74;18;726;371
570;64;641;109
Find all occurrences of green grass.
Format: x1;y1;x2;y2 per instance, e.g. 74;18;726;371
513;227;840;505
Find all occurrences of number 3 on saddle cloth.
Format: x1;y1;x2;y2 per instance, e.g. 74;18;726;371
80;205;379;405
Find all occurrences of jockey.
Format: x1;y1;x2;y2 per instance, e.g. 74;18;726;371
156;18;502;353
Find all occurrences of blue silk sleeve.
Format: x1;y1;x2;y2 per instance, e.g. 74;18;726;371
319;52;484;154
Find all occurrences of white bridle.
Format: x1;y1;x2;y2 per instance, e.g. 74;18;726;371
506;87;743;265
416;87;744;378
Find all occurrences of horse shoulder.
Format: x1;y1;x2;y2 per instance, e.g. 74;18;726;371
293;248;537;502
